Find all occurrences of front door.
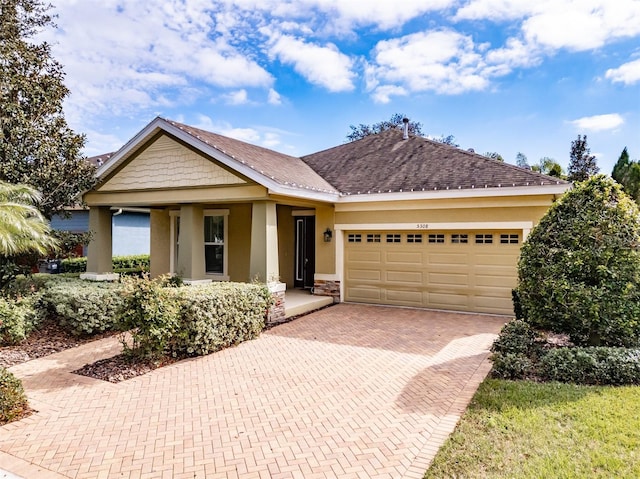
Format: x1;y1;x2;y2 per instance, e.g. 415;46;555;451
294;216;315;288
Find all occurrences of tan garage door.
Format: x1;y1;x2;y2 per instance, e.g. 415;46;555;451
344;230;521;315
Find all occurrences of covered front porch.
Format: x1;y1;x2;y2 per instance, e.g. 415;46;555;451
285;289;334;319
81;199;338;323
80;117;342;323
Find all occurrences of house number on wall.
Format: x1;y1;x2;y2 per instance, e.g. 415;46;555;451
416;223;429;229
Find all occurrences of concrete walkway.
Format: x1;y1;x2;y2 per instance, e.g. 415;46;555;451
0;304;505;478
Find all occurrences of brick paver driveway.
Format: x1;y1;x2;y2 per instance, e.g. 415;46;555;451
1;304;505;479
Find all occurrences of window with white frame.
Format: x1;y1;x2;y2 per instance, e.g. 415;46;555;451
204;216;225;274
171;209;229;278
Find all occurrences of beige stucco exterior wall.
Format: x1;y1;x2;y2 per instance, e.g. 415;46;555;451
276;206;295;288
335;195;555;226
149;209;171;278
226;203;252;282
315;205;336;275
86;206;113;273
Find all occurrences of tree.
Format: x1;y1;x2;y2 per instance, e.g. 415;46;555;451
484;152;504;162
347;113;424;141
567;135;598;182
515;152;529;168
612;147;640;203
0;0;96;221
531;157;565;178
0;181;56;256
516;175;640;347
433;134;459;147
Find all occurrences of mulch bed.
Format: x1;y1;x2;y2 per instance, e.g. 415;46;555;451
1;321;184;383
0;321;116;369
73;354;181;383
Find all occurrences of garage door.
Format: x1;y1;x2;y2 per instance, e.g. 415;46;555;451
344;230;521;315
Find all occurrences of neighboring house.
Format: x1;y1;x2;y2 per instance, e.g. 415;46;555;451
50;208;150;256
50;153;151;257
81;116;570;321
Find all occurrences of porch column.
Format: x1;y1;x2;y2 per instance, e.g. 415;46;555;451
82;206;115;281
176;205;206;281
150;209;170;278
250;201;280;283
250;201;285;323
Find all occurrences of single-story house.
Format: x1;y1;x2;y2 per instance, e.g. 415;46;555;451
82;116;570;321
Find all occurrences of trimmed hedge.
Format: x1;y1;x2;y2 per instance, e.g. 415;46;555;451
0;295;42;345
490;320;541;380
61;254;150;274
171;282;272;356
0;367;28;425
491;320;640;385
539;347;640;385
117;279;271;358
41;280;123;336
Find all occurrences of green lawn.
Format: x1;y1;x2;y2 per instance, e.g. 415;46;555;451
424;379;640;478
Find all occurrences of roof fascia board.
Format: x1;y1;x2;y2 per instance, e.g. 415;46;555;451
336;183;571;203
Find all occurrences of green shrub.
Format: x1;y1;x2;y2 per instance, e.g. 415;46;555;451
171;282;271;356
0;295;42;345
113;255;150;270
491;320;538;356
60;254;150;274
60;256;87;273
491;353;535;380
517;175;640;347
490;320;541;380
118;275;180;358
0;367;28;424
539;347;640;385
41;280;123;336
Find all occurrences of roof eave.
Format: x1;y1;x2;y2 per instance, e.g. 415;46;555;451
336;183;571;203
93;118;339;201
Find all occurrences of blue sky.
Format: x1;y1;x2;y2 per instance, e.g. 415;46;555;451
43;0;640;174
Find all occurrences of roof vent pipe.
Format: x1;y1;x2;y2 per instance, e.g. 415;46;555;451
402;117;409;140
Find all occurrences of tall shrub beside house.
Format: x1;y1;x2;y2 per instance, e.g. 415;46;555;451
516;175;640;347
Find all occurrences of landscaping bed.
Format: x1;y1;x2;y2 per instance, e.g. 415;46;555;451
73;352;181;383
0;319;116;369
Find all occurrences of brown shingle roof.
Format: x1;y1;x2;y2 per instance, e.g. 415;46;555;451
86;153;114;168
301;129;568;194
165;119;339;194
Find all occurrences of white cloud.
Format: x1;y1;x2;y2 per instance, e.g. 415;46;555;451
570;113;625;132
43;0;273;124
267;34;355;92
370;85;408;104
268;88;282;105
456;0;640;52
455;0;537;21
224;89;249;105
81;130;128;157
192;115;288;149
220;0;455;32
606;58;640;85
367;30;490;99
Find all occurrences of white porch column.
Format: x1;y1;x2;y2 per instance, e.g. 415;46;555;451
176;205;206;281
250;201;280;283
82;206;116;280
